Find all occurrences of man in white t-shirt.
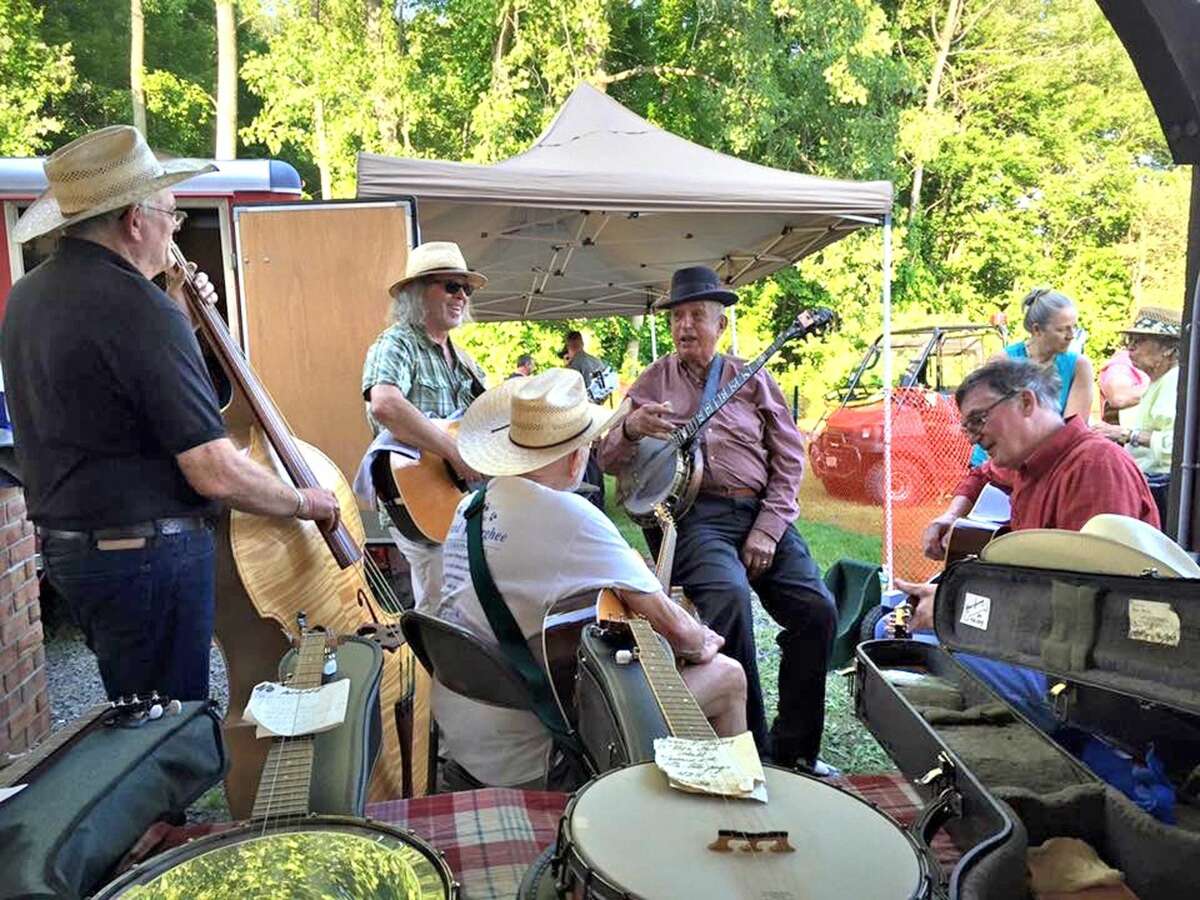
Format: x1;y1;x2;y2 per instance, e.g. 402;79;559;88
428;369;747;787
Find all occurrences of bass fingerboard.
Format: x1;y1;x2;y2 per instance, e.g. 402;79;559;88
628;619;716;741
250;633;327;820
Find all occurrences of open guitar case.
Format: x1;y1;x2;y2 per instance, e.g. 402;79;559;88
854;558;1200;899
0;700;225;900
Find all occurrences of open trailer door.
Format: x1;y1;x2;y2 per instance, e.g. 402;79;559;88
231;199;417;498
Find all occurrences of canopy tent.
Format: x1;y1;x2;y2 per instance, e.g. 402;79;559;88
356;83;892;322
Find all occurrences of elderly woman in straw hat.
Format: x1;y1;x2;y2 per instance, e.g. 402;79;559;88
427;369;746;789
0;126;338;703
1093;307;1183;525
362;241;490;607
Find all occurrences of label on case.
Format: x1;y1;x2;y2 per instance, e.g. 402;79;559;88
1128;598;1181;647
961;592;991;630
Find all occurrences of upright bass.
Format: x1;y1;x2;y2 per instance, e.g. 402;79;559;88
170;244;430;816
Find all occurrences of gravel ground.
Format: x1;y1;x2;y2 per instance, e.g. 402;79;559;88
44;624;230;731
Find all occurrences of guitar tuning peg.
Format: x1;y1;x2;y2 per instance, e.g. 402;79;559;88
148;703;164;720
166;699;183;716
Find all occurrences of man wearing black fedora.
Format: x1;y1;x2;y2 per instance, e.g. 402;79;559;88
599;265;837;774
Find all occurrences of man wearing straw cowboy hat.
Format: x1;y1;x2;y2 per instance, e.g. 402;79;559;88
1;126;338;703
427;369;746;788
362;241;489;607
1093;307;1182;525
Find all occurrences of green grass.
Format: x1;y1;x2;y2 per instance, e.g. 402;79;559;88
604;475;894;774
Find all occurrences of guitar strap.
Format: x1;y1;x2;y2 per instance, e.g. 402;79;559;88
463;488;583;755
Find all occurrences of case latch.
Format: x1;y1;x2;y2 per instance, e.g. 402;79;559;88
1049;680;1073;722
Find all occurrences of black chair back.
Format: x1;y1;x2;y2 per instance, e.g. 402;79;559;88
400;609;534;711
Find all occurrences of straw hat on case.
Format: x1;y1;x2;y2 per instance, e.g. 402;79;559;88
980;514;1200;578
12;125;214;244
457;369;629;477
388;241;488;299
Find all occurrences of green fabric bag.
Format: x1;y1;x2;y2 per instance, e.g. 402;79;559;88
0;699;225;899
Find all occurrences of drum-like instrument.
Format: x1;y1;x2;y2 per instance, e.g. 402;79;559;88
95;816;456;899
540;763;935;900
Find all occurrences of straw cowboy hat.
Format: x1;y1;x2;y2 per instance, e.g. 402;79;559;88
12;125;215;244
1121;306;1182;340
981;514;1200;578
388;241;488;299
653;265;738;311
458;369;629;477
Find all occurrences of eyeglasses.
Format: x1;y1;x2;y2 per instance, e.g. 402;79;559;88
959;391;1018;437
140;204;187;229
438;279;473;298
1123;334;1148;350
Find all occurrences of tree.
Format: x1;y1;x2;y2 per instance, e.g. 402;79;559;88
215;0;238;158
0;0;74;155
131;0;147;133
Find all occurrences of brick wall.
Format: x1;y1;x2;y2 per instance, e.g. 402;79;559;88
0;487;49;755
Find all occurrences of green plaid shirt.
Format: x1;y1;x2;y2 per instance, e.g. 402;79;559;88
361;323;484;434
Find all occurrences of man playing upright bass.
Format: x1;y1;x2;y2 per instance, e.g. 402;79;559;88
599;265;837;774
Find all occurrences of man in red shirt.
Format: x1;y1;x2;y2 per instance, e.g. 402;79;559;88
908;356;1158;630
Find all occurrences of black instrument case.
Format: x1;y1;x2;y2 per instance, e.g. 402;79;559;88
854;558;1200;900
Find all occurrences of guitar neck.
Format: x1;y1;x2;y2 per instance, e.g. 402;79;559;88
249;633;327;820
628;619;716;741
672;329;792;449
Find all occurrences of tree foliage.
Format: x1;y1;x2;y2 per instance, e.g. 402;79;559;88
8;0;1192;420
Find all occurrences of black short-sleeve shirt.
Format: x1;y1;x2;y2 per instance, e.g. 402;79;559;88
0;238;227;528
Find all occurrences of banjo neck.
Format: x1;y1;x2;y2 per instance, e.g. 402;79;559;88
669;306;835;451
249;630;329;821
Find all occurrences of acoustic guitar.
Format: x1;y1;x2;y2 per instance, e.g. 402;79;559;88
617;307;837;526
96;625;456;899
943;482;1012;566
371;419;466;544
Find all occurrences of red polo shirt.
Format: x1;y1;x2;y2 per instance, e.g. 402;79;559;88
954;416;1160;531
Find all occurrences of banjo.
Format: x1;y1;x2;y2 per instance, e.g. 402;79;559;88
617;307;836;525
97;623;456;899
524;565;942;899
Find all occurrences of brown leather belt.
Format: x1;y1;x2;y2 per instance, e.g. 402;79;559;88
39;516;211;550
699;487;759;499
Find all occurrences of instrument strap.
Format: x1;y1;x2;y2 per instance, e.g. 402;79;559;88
464;487;583;755
686;352;726;453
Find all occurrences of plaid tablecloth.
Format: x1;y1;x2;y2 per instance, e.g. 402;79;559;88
364;772;961;899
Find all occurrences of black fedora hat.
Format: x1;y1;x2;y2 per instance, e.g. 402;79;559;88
654;266;738;311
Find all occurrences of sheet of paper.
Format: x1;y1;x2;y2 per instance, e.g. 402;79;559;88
0;784;27;805
243;678;350;739
971;483;1012;524
654;732;767;802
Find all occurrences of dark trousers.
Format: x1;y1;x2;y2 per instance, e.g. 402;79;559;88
42;528;216;702
650;496;836;766
578;448;606;511
1146;472;1170;529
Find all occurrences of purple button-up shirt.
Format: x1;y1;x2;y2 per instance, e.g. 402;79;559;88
598;353;806;542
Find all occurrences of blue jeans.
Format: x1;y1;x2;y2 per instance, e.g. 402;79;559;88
42;528;216;702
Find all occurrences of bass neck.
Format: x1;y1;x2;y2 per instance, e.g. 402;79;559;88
249;631;328;820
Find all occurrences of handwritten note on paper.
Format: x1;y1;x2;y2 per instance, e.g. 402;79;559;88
653;732;767;802
243;678;350;739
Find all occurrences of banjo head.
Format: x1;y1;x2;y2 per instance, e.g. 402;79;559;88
558;763;928;900
96;816;455;899
617;438;700;524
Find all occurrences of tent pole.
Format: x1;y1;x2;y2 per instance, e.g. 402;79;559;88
881;214;894;589
650;312;658;359
729;305;739;356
